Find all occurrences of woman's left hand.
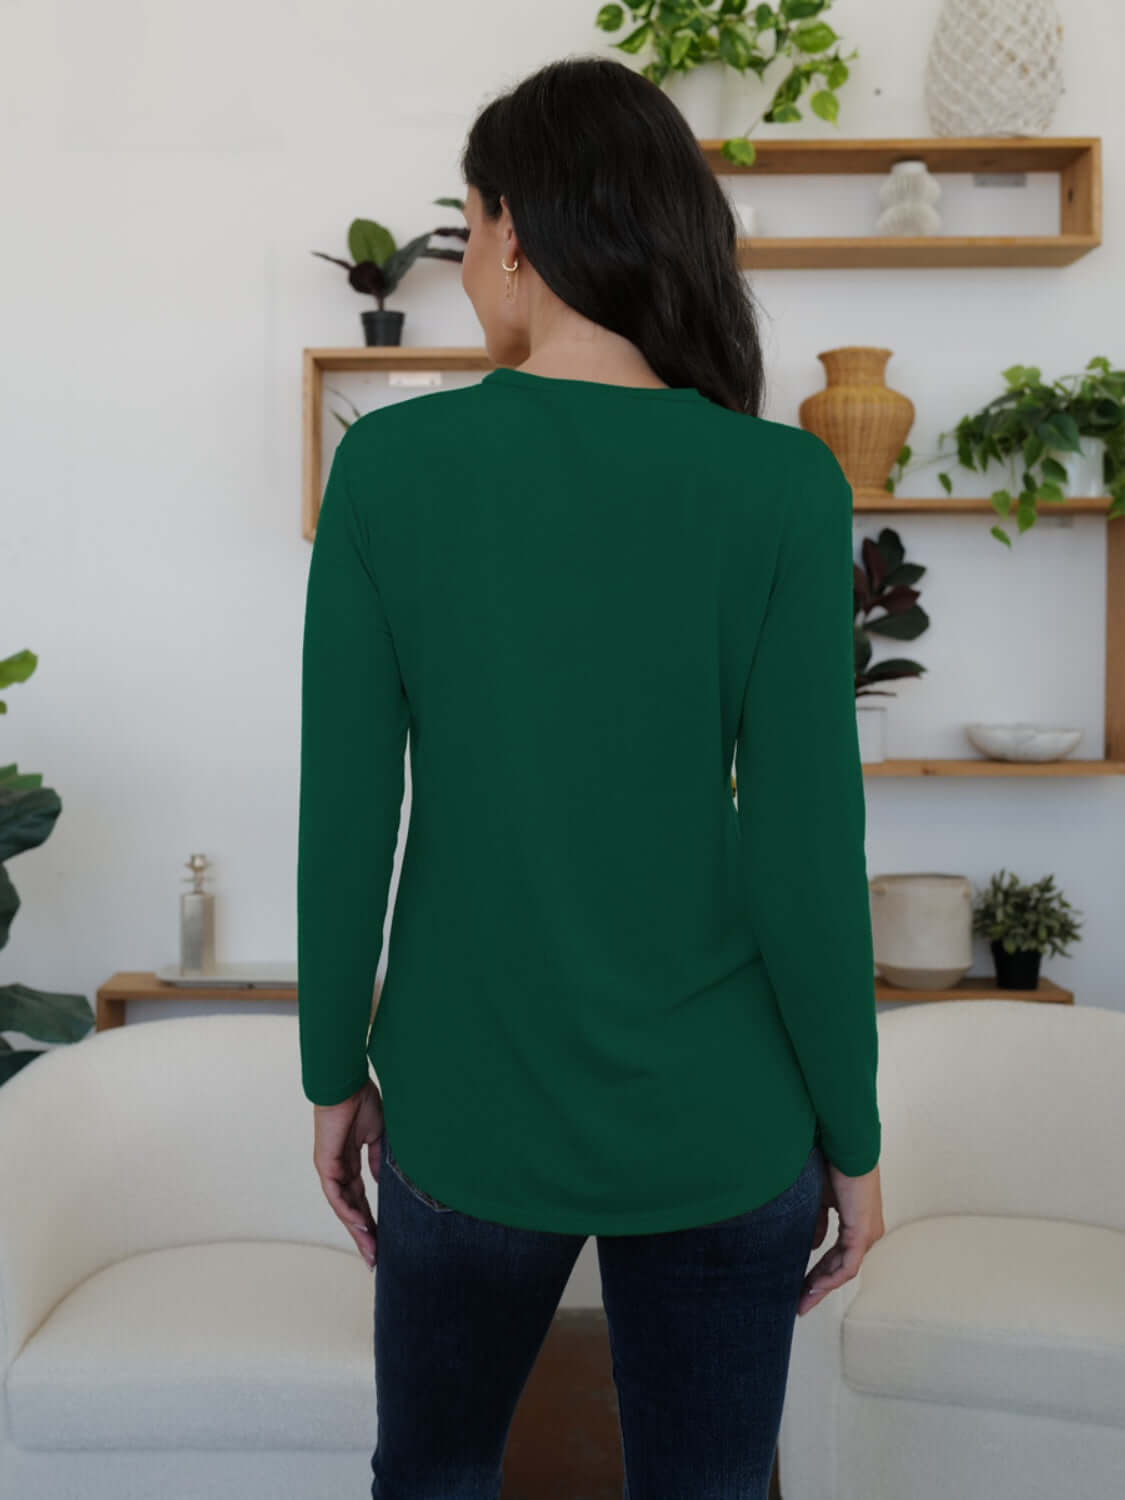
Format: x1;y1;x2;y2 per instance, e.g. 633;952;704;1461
311;1079;386;1269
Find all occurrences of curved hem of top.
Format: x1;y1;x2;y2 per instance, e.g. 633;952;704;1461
383;1129;819;1237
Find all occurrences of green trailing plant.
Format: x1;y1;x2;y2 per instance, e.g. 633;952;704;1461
595;0;857;164
886;357;1125;547
971;869;1083;958
0;650;93;1087
312;196;467;310
854;526;929;698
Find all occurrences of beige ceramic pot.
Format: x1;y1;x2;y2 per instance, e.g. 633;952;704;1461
799;347;915;494
869;872;973;989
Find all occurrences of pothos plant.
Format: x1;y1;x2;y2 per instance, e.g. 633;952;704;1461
885;357;1125;547
595;0;857;164
854;526;929;699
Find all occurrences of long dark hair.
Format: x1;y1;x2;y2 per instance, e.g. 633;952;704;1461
459;55;767;416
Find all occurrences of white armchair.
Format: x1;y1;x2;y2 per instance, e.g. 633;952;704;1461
778;997;1125;1500
0;1012;383;1500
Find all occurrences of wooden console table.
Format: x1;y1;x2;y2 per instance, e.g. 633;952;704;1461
95;970;298;1031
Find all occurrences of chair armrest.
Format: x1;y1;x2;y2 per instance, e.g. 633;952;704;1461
0;1052;97;1377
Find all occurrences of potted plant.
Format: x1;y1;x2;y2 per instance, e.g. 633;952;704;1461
312;196;467;346
0;649;93;1087
324;387;364;436
885;356;1125;547
854;526;929;762
595;0;856;165
971;867;1083;990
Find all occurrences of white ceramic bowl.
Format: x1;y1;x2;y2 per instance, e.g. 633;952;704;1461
964;722;1083;762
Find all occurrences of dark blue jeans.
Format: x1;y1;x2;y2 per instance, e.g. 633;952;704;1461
372;1133;824;1500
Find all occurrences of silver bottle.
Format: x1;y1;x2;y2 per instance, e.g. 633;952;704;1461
180;852;216;974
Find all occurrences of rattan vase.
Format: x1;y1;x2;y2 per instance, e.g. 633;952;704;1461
798;347;915;494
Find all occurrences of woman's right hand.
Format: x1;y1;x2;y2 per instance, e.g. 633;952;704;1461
797;1158;885;1316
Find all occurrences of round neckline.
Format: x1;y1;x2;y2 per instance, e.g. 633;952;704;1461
481;366;707;404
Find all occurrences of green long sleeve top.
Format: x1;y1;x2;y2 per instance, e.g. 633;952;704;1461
297;365;881;1234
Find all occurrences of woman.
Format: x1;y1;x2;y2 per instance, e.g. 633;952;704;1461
298;54;885;1500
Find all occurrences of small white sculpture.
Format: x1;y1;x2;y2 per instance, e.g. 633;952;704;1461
877;160;943;237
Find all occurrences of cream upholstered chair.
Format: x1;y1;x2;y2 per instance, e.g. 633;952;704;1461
0;1012;387;1500
778;997;1125;1500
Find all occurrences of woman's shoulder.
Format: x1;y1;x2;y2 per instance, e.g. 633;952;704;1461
345;383;482;444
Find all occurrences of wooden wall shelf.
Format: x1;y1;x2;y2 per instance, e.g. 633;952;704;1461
863;759;1125;778
697;136;1101;269
853;483;1125;775
302;346;493;540
302;341;1123;775
875;974;1073;1005
853;489;1117;516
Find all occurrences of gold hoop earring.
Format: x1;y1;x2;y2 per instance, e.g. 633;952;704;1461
501;254;519;301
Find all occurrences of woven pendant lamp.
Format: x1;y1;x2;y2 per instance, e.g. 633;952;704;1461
924;0;1064;136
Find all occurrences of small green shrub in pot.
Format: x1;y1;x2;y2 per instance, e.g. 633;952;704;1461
971;868;1083;991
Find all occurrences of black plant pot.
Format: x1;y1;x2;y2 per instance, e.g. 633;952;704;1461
990;940;1042;990
361;309;404;347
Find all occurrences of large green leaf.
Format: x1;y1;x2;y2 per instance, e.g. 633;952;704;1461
347;218;396;268
0;785;62;864
866;603;930;640
792;20;837;52
859;657;927;681
0;650;37;691
0;1040;43;1087
0;982;94;1043
0;864;16;951
381;231;437;296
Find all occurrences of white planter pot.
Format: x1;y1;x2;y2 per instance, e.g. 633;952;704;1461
869;873;974;989
856;702;887;763
983;434;1106;506
662;64;723;140
1058;435;1106;498
732;199;758;238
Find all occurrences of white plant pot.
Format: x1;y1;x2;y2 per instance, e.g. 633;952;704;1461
732;199;757;238
982;434;1106;505
856;702;887;763
869;873;974;989
662;64;723;140
1058;435;1106;498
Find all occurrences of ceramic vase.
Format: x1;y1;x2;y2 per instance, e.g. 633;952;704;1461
924;0;1064;136
869;873;974;989
799;348;915;495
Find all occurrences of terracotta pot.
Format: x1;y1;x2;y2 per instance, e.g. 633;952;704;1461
799;347;915;494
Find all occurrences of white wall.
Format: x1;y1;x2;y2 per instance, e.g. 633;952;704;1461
3;0;1122;1066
